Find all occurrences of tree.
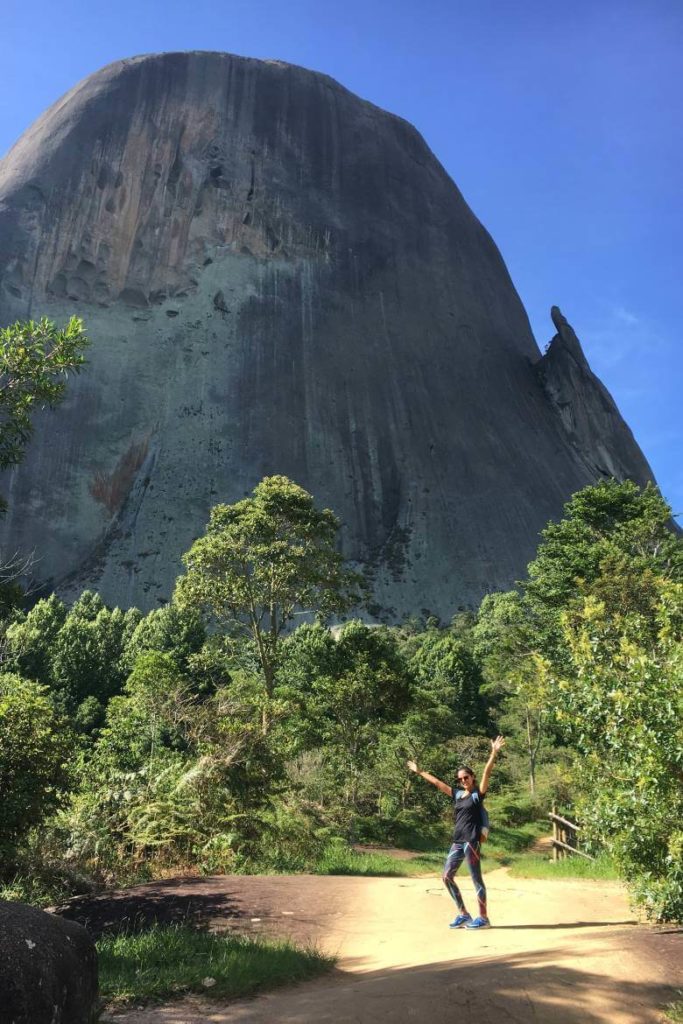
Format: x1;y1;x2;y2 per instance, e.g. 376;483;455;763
0;673;72;859
407;630;489;741
67;652;282;875
554;581;683;922
5;590;141;724
3;593;67;679
175;476;360;728
474;481;682;797
123;603;206;675
289;621;412;741
280;620;414;830
0;317;89;507
473;591;549;795
524;479;680;624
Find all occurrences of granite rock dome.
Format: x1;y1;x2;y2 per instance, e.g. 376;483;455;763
0;52;655;618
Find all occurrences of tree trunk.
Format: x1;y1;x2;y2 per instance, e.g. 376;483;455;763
526;708;536;795
261;662;274;733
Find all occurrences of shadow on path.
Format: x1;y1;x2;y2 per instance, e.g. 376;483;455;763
54;874;360;944
491;919;636;929
55;877;243;940
120;941;682;1023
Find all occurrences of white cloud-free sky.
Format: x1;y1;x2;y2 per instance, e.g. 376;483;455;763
2;0;681;513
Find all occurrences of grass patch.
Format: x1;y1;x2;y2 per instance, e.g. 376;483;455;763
0;864;94;908
309;821;618;884
97;924;334;1005
663;996;683;1023
506;853;619;881
482;821;547;864
313;844;443;877
0;874;66;906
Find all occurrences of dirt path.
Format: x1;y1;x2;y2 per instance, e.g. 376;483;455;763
108;869;682;1024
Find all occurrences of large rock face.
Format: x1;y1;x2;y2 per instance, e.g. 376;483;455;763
0;52;655;618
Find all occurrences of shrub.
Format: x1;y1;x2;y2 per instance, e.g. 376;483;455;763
0;674;72;860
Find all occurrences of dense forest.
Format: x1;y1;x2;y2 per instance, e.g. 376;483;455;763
1;320;681;922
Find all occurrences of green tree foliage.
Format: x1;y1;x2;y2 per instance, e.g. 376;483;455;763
5;591;141;724
473;592;550;795
0;316;88;492
50;592;142;711
473;480;682;917
554;581;683;921
407;629;489;743
475;481;682;799
285;621;411;748
67;651;287;876
175;476;361;718
279;620;491;843
0;674;72;858
279;621;414;836
2;592;67;679
123;603;206;675
525;479;680;628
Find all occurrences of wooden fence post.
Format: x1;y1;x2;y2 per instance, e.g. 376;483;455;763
548;810;594;862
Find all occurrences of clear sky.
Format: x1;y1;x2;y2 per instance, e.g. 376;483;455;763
2;0;681;513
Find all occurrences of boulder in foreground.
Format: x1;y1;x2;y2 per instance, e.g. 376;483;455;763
0;900;98;1024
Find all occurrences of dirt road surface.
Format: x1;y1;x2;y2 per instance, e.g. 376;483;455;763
109;869;682;1024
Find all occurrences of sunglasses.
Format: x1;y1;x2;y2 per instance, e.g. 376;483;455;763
457;774;472;783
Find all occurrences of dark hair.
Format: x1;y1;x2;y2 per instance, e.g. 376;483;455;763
455;765;476;786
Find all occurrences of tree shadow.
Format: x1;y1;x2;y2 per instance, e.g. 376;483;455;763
492;919;637;929
54;876;246;939
214;943;682;1024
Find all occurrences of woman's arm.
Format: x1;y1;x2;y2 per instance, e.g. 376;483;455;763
406;759;452;797
479;736;505;795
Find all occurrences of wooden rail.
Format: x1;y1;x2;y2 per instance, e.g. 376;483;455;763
549;812;582;832
549;808;594;861
551;837;594;860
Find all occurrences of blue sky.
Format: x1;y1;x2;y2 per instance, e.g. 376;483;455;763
2;0;681;513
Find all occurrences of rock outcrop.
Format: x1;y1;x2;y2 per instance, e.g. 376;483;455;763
0;52;656;619
537;306;652;484
0;900;98;1023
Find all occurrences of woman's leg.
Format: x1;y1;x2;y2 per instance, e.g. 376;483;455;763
442;843;467;911
464;841;487;918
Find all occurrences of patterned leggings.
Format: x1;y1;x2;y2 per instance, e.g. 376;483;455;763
443;841;487;918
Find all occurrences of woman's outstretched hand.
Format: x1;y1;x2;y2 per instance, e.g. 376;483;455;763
490;735;506;755
406;759;419;774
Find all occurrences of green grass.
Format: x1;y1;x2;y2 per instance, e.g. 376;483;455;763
0;874;62;906
97;924;334;1005
313;844;444;877
0;864;93;908
482;821;547;864
309;820;618;883
662;995;683;1023
506;853;619;881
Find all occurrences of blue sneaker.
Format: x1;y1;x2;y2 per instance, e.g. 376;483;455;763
449;913;472;928
465;916;490;929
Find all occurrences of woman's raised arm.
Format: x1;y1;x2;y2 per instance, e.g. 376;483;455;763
479;736;505;795
406;759;453;797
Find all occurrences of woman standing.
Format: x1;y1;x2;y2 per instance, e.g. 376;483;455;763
407;735;505;929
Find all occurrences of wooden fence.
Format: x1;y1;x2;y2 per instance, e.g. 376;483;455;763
549;809;594;861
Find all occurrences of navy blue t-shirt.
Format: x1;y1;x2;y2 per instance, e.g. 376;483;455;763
452;787;485;843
